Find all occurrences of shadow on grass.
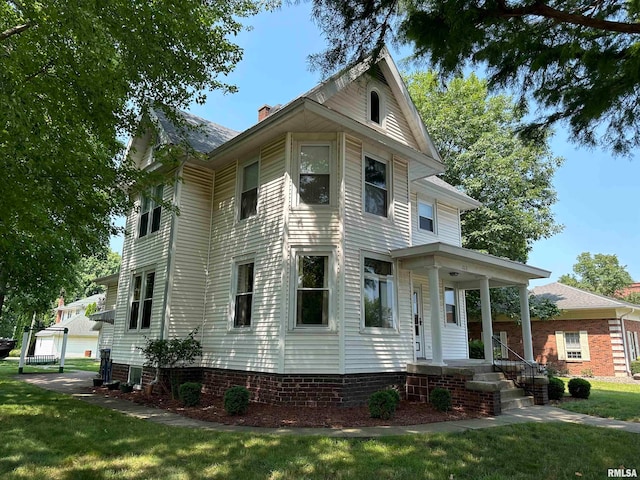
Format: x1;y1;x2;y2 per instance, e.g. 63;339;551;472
1;375;639;479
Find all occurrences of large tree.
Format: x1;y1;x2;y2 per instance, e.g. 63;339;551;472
406;71;562;262
310;0;640;154
0;1;263;317
559;252;634;298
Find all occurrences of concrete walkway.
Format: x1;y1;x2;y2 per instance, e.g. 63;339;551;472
19;370;640;437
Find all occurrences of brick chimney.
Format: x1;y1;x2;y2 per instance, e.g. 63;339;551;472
258;104;272;122
55;296;64;324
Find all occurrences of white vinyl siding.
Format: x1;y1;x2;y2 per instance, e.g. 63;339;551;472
410;195;462;247
441;287;468;359
203;137;285;373
323;78;421;150
343;135;413;374
168;165;214;339
112;182;173;366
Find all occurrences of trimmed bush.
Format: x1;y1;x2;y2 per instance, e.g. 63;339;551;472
224;386;250;415
430;387;452;412
631;360;640;375
468;339;484;359
548;377;565;400
386;388;401;407
179;382;202;407
368;390;397;419
568;378;591;399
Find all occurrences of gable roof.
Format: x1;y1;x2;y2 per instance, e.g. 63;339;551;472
150;108;239;154
531;282;640;310
36;315;99;338
56;293;104;313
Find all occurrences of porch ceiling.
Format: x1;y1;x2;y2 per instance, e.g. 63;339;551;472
390;242;550;289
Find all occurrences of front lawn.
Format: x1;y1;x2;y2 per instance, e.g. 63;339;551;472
1;361;639;479
557;378;640;422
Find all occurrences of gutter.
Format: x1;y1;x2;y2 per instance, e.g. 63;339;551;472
619;308;635;375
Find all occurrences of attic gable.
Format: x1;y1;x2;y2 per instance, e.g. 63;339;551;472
303;50;440;162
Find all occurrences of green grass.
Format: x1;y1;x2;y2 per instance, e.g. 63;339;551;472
1;362;639;480
557;378;640;422
1;357;100;374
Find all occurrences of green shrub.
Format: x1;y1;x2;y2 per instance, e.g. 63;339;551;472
548;377;565;400
430;387;452;412
468;339;484;359
386;388;401;407
368;390;397;419
223;386;250;415
568;378;591;399
179;382;202;407
8;349;21;357
631;360;640;375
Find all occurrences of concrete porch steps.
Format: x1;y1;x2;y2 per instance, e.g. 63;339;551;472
467;371;534;411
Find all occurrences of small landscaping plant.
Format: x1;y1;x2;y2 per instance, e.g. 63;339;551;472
224;386;250;415
179;382;202;407
368;390;397;419
548;377;565;400
386;388;401;407
468;339;484;359
430;387;452;412
631;360;640;375
568;378;591;399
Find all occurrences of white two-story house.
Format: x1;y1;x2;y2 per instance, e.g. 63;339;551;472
109;51;550;411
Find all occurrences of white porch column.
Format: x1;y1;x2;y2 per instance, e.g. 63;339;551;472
479;277;493;364
427;266;445;366
519;284;535;362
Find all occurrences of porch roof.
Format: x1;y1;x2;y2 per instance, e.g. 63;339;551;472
390;242;550;289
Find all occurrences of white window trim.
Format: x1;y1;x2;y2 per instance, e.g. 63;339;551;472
128;366;143;387
367;84;386;128
360;251;399;334
236;157;260;222
443;285;461;327
289;246;337;332
556;331;591;361
292;139;337;209
137;184;164;239
417;198;437;235
126;267;156;333
229;254;256;332
362;152;393;220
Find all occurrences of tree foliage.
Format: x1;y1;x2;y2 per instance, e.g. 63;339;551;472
406;71;562;262
559;252;634;298
0;0;263;317
310;0;640;154
64;249;122;302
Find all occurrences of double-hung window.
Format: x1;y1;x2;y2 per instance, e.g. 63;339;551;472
139;185;163;238
129;271;155;330
296;255;329;326
418;201;435;233
239;161;259;220
564;332;582;359
363;257;395;329
444;287;458;324
234;262;254;328
299;145;331;205
556;331;591;361
364;156;388;217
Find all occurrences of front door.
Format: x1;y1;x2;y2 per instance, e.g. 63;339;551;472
413;288;424;358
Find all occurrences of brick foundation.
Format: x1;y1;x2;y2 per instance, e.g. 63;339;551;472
406;371;501;416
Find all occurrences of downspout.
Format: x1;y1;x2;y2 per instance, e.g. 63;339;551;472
619;308;635;376
151;164;183;388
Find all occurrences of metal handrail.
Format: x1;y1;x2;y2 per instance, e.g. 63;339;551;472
491;334;537;396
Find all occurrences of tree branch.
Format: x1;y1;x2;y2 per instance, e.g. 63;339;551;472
0;23;31;41
496;1;640;34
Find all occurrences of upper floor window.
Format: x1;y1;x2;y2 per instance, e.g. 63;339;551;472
444;287;457;325
368;86;385;126
129;270;155;330
239;161;259;220
363;257;395;329
233;261;254;328
364;156;388;217
299;144;331;205
418;201;435;233
139;185;163;238
296;254;329;326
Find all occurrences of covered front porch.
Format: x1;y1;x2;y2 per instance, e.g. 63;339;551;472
391;242;551;366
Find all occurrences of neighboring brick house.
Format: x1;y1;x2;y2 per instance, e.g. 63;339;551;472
469;282;640;377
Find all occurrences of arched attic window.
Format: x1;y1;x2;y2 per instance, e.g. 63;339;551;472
370;90;380;124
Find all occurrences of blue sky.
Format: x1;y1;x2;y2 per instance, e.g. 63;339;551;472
111;3;640;285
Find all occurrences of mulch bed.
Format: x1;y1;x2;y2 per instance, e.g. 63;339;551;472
91;386;479;428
